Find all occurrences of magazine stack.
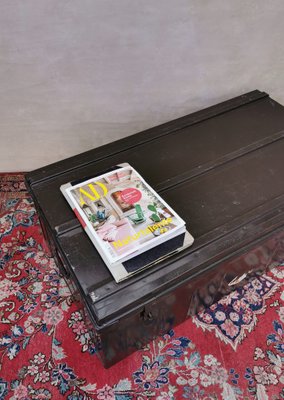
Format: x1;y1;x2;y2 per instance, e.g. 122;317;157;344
61;163;194;282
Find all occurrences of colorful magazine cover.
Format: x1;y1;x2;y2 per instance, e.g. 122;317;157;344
62;165;186;265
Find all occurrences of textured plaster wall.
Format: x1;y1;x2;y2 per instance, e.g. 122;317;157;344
0;1;284;171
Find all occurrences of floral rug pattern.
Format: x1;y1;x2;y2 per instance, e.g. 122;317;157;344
0;174;283;400
192;274;281;350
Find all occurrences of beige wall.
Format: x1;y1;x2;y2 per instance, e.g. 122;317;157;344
1;1;284;171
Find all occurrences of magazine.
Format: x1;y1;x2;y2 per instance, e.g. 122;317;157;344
60;164;194;282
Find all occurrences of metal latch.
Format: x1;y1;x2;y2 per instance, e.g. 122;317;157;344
140;302;157;321
228;269;254;286
140;307;154;321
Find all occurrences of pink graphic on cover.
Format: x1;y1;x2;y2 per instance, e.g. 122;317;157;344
121;188;142;204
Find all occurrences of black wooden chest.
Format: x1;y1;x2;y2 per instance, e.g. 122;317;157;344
25;90;284;367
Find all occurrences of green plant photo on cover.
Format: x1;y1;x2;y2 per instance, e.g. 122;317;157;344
147;203;161;222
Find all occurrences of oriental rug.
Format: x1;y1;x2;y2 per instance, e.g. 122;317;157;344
0;173;283;400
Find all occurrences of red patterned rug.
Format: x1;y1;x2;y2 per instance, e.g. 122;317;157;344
0;173;283;400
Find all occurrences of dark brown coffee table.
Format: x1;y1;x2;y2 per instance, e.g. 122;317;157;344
25;90;284;367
